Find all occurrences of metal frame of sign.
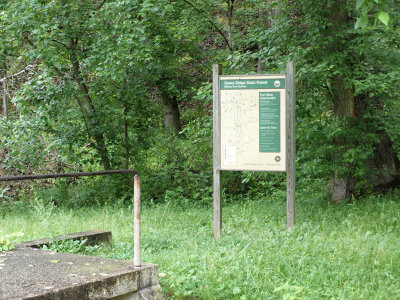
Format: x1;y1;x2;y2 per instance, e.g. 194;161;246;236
212;62;296;238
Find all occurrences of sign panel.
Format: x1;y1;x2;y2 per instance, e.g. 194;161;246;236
219;75;286;171
259;92;280;153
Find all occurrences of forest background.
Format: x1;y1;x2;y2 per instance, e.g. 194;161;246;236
1;1;400;298
1;0;400;206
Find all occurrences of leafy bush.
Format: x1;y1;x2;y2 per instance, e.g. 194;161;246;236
0;237;15;252
0;232;23;252
141;116;213;203
42;239;102;256
30;174;135;208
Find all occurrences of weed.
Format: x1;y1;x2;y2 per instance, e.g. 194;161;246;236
0;232;23;252
43;239;102;256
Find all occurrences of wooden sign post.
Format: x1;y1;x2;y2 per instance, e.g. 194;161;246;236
286;62;296;230
213;62;296;238
212;64;222;238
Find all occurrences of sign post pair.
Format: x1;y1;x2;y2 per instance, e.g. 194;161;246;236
213;62;296;238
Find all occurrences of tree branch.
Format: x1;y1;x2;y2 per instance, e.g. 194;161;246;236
180;0;232;52
0;65;35;83
51;39;70;49
97;0;107;10
23;34;65;78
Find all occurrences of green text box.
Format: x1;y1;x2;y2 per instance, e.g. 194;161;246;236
259;92;280;152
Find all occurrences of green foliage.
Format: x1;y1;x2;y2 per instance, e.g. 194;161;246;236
0;232;23;252
1;2;400;298
31;175;134;208
142;116;213;204
0;236;14;252
235;0;400;194
355;0;393;28
0;115;51;170
1;0;400;205
1;0;204;170
42;239;102;256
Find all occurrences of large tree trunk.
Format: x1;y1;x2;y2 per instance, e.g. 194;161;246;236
328;0;400;202
161;93;181;132
368;132;400;187
326;0;356;201
330;75;357;202
123;102;130;169
330;77;400;201
227;0;234;52
70;47;111;170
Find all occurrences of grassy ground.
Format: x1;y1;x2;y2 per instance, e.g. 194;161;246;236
1;188;400;299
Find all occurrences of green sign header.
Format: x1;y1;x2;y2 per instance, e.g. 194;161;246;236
220;78;285;90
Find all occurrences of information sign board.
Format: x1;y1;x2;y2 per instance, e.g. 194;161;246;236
219;75;286;171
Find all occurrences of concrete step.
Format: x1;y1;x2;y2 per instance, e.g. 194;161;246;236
1;231;162;300
15;230;112;249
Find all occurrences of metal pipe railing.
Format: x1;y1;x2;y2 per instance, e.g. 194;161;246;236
133;175;141;267
0;169;142;267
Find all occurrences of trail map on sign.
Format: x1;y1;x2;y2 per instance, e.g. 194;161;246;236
219;75;286;171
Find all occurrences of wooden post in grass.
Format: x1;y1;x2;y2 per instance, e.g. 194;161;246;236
213;64;222;238
134;175;141;267
286;61;296;230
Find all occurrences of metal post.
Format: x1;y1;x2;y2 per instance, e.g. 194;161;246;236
286;61;296;230
213;64;222;238
134;175;141;267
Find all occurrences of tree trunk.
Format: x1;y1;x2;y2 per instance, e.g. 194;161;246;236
70;47;111;170
329;74;357;201
123;103;130;169
227;0;234;52
161;93;181;132
330;79;400;201
257;51;265;74
2;80;8;119
328;0;400;201
368;132;400;187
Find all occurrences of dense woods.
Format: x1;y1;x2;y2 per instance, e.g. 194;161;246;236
1;0;400;204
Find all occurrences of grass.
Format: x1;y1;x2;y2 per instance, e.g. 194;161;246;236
1;187;400;299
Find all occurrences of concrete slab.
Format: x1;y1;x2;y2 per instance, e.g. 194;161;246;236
16;230;112;249
0;247;162;300
1;231;162;299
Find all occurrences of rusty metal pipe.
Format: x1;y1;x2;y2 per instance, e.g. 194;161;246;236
0;169;139;182
133;175;141;267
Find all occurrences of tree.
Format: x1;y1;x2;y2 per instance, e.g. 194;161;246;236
131;0;209;132
2;0;399;204
325;0;399;200
2;0;117;169
1;0;211;172
251;0;400;201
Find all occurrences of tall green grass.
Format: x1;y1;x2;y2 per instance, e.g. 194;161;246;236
1;189;400;299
